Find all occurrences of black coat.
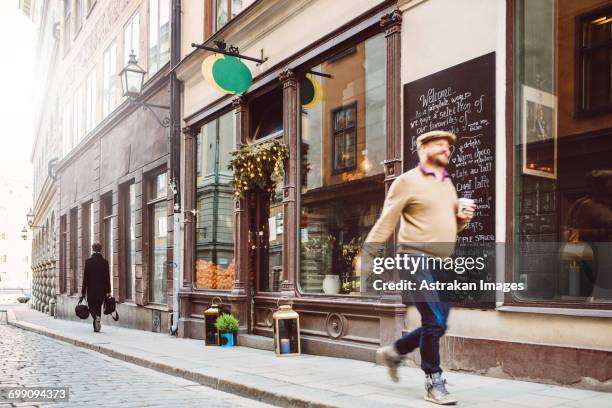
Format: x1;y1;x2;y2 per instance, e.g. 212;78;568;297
81;252;111;303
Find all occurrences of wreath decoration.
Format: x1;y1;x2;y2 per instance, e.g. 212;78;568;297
228;140;289;200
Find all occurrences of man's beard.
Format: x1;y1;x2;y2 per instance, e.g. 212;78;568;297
432;154;449;167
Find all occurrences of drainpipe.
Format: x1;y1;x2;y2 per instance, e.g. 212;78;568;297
170;0;181;335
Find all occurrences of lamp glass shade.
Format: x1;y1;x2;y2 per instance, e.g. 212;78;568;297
273;304;301;356
204;303;220;346
119;53;146;98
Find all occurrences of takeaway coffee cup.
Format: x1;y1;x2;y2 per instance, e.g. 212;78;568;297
458;197;476;214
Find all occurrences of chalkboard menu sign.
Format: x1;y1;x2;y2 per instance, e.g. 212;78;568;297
403;52;496;307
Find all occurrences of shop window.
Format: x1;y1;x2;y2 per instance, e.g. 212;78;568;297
101;193;114;295
149;172;167;303
69;208;78;294
195;112;235;290
60;215;67;293
299;33;387;295
122;183;136;301
250;87;283;140
577;5;612;116
81;201;93;261
514;0;612;304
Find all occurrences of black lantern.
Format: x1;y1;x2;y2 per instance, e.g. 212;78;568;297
26;209;35;227
273;299;301;356
119;51;146;99
204;297;222;346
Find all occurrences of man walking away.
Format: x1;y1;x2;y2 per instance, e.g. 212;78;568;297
80;243;111;333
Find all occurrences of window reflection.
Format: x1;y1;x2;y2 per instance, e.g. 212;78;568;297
195;112;235;290
299;33;386;295
515;0;612;303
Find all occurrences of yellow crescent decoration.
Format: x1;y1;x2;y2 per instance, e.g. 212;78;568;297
201;54;226;94
302;73;324;109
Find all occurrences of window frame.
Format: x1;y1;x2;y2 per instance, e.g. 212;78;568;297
296;30;388;299
120;181;137;302
193;111;237;291
103;42;117;118
204;0;255;39
85;69;97;134
81;201;93;265
69;207;78;295
101;193;114;296
73;87;83;145
330;102;358;174
124;11;140;66
59;215;68;294
74;0;84;37
62;103;72;157
147;169;168;304
148;0;171;77
507;0;612;311
63;0;72;55
575;4;612;118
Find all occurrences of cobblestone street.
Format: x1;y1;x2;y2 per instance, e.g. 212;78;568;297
0;324;273;408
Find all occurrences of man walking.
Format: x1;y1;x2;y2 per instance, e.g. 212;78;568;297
80;243;111;333
363;130;475;405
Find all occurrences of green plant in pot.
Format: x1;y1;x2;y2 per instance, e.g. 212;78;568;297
215;313;239;347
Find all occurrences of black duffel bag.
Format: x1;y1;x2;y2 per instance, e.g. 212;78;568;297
75;298;89;319
103;295;119;321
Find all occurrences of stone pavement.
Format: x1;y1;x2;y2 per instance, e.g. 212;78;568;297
3;304;612;408
0;321;273;408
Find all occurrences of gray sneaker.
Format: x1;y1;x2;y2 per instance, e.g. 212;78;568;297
425;372;457;405
376;345;402;383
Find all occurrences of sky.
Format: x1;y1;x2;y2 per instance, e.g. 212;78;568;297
0;0;36;185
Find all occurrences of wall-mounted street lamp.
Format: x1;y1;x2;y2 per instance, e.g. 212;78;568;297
119;51;171;128
25;209;47;237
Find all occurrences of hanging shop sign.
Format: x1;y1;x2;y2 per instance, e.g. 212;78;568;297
201;53;253;95
300;73;324;108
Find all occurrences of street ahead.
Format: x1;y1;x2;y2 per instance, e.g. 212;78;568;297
0;323;272;408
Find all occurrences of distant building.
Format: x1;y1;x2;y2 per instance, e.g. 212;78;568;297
31;0;178;329
0;177;33;292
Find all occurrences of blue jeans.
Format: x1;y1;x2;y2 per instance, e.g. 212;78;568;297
394;255;450;374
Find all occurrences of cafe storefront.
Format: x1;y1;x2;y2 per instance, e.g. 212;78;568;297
177;0;404;360
176;0;611;388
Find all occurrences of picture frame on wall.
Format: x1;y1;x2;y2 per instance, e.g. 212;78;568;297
522;85;557;179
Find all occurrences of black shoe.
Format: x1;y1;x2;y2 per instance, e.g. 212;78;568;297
93;316;101;332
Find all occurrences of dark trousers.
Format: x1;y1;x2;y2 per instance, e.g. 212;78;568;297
395;256;450;375
88;300;102;320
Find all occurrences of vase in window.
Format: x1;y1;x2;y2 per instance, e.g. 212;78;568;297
322;274;341;294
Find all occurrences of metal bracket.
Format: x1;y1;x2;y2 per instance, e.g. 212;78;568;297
191;39;268;65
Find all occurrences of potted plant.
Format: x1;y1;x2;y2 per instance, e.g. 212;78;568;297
215;313;239;347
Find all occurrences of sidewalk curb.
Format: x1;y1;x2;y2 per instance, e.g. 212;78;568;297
7;317;337;408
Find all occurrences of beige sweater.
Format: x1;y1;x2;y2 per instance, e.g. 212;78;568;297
365;165;465;257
